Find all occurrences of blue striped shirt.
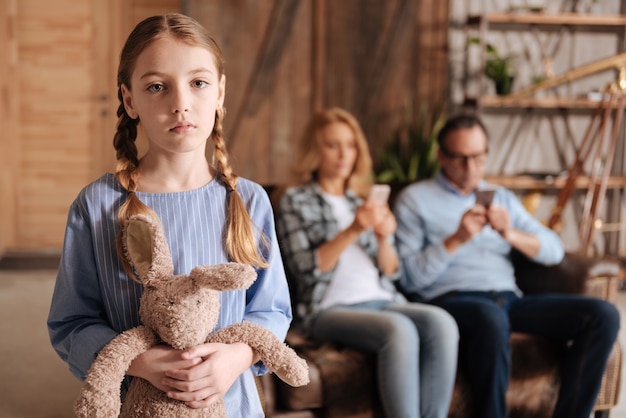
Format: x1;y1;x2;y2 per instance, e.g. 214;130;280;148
394;172;564;301
47;173;291;417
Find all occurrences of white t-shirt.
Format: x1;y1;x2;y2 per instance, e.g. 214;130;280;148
319;193;394;309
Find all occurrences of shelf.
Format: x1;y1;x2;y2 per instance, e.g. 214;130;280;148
485;174;626;190
465;96;620;109
463;7;626;258
468;13;626;27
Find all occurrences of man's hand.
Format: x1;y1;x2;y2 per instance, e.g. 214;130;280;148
457;205;488;242
486;205;511;239
487;205;542;258
444;205;487;253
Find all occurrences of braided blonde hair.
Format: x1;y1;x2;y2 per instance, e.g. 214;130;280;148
114;14;267;278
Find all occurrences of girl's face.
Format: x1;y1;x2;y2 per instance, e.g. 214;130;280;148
317;122;358;182
121;36;225;156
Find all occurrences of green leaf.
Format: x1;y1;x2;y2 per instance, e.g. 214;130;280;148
373;103;444;184
407;154;419;181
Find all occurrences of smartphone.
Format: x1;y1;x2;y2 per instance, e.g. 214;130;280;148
367;184;391;206
476;188;495;208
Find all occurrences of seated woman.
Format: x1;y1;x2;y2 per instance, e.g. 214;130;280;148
275;107;459;418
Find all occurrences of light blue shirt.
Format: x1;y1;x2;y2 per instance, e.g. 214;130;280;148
394;172;564;301
47;173;291;418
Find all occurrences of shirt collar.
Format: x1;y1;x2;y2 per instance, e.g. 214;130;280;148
310;180;359;201
435;171;489;196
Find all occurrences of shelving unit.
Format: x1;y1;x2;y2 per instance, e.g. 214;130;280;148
462;8;626;257
465;12;626;107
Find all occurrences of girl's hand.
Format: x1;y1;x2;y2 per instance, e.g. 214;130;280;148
163;342;255;408
126;344;202;394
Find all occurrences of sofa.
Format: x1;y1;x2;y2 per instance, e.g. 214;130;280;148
258;186;622;418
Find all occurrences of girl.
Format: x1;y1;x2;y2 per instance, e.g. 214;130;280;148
47;14;291;417
275;107;459;418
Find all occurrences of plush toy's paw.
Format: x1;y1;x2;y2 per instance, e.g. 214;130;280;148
74;327;158;418
74;382;121;418
272;351;310;387
208;321;310;387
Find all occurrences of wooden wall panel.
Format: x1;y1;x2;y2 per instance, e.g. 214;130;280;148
187;0;449;185
0;0;180;254
0;0;18;254
14;0;94;249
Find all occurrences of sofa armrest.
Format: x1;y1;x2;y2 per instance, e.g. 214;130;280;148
512;250;620;301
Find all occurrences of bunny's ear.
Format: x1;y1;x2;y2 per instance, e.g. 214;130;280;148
190;263;257;292
122;214;174;285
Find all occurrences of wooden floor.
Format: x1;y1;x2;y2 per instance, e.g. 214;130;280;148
1;267;625;418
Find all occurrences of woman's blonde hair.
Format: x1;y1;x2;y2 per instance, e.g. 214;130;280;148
113;13;267;278
292;107;373;198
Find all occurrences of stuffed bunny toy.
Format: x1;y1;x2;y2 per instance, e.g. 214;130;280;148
74;214;309;417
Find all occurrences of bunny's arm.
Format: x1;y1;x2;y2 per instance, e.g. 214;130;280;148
74;325;159;418
207;321;309;387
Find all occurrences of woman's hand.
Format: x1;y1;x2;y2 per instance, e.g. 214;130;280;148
372;204;396;239
352;202;377;231
163;342;255;408
354;202;394;233
367;203;399;275
319;201;396;272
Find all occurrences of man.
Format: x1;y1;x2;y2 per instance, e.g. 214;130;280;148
393;113;620;418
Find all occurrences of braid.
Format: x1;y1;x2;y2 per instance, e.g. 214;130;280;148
114;92;139;165
212;107;237;191
113;91;158;280
113;99;140;192
212;108;268;268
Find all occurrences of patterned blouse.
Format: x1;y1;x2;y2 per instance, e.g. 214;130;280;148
275;181;404;336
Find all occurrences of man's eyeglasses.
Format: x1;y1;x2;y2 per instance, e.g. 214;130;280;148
440;148;488;166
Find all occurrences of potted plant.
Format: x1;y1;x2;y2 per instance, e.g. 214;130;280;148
469;38;516;95
374;104;445;186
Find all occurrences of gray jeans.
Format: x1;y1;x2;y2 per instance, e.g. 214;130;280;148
312;300;459;418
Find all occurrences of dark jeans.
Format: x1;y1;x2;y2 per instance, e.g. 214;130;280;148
428;290;620;418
